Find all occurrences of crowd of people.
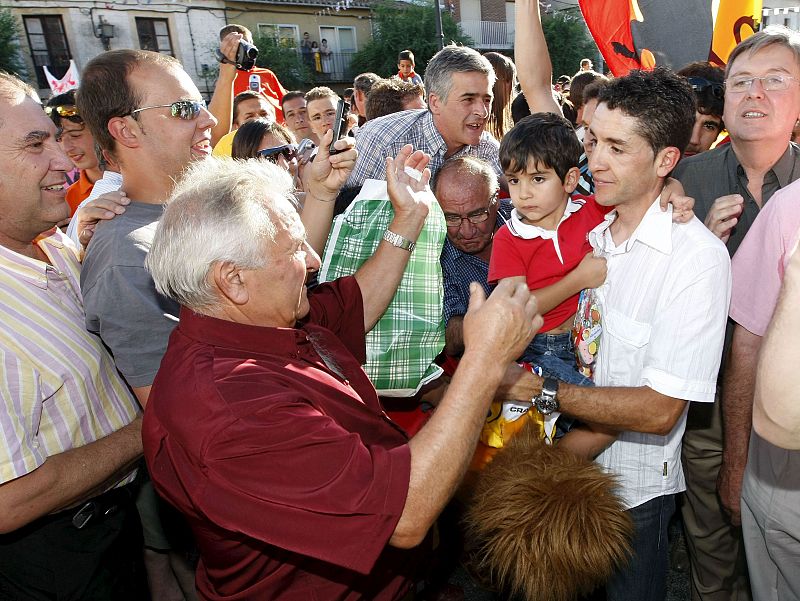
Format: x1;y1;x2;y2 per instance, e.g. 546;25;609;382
1;0;800;599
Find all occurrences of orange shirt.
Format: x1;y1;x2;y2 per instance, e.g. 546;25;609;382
65;170;94;216
233;67;287;123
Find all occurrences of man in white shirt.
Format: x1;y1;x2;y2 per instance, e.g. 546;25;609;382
500;68;731;601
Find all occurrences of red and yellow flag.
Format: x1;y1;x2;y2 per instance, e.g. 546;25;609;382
579;0;762;76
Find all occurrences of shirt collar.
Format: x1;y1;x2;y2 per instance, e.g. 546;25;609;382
177;306;315;358
507;197;586;240
589;196;673;255
730;142;800;188
0;229;66;289
421;111;448;157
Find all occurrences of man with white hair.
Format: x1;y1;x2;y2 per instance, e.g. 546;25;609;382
346;44;501;190
142;152;542;600
0;72;144;599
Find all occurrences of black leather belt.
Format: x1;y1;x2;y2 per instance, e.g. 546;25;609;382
69;484;136;529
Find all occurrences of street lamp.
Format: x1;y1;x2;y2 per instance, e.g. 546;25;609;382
96;16;115;51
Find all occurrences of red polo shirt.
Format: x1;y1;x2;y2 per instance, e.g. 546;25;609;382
488;195;610;332
143;277;415;600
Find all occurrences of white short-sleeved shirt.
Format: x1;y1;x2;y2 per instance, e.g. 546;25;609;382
589;198;731;509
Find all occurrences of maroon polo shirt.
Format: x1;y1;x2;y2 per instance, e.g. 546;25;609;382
142;277;415;601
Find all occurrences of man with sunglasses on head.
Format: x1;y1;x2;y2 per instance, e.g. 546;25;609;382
676;62;726;158
45;90;103;216
672;27;800;601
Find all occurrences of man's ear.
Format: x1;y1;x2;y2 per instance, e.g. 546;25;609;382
428;92;442;115
655;146;681;178
107;116;141;150
212;261;249;306
563;166;581;194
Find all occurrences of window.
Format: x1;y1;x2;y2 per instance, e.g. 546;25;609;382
23;15;72;90
136;18;173;55
257;24;299;49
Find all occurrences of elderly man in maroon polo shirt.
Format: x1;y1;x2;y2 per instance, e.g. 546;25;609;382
141;149;541;600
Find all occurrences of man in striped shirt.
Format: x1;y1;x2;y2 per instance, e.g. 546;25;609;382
0;73;144;599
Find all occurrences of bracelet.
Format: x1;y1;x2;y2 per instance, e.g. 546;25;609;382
382;229;416;252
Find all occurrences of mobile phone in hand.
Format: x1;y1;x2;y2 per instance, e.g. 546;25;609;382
328;99;350;155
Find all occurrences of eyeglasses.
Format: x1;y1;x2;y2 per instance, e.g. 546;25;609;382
686;77;725;100
258;144;297;163
444;193;497;228
44;104;83;124
725;74;799;94
129;99;207;120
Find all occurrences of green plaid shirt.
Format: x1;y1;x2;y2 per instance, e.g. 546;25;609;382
318;180;446;394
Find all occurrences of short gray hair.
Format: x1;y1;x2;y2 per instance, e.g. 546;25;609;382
424;45;495;104
145;157;296;313
433;155;498;197
726;25;800;78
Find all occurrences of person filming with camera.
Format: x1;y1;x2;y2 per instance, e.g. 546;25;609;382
208;24;287;147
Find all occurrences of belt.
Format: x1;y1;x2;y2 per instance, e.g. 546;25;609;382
70;484;134;529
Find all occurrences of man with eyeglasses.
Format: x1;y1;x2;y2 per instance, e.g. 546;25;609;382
435;156;512;357
45;90;103;216
672;26;800;601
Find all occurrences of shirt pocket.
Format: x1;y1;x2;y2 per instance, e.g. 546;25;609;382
602;308;652;385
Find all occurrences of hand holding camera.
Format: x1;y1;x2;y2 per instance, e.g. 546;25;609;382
216;31;259;71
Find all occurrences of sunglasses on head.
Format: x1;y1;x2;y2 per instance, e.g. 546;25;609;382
258;144;297;163
686;77;725;100
44;105;83;124
129;99;207;120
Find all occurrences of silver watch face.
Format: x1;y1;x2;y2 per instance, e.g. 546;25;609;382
535;393;559;415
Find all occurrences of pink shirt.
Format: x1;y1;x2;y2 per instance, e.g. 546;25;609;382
730;177;800;336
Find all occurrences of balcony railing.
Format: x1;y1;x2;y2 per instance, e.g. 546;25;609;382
301;50;358;83
459;20;513;49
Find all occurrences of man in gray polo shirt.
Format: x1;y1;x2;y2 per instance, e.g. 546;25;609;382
672;27;800;601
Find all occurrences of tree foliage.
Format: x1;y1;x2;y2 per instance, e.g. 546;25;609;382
0;9;26;77
541;11;599;79
252;34;312;91
350;1;472;78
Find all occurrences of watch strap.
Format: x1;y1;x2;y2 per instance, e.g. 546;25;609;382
382;229;416;252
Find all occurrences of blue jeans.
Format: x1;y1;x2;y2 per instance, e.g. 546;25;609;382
520;332;594;387
606;494;676;601
520;332;593;437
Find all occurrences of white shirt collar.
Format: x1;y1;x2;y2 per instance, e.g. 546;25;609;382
507;197;587;263
589;196;673;256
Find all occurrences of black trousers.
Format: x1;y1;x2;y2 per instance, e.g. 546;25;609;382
0;486;147;601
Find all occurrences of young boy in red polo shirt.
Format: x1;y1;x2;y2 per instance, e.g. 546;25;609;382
489;113;608;387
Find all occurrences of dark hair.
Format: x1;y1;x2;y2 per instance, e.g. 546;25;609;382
343;87;354;100
597;67;696;156
500;112;583;181
569;70;607;109
232;90;262;124
581;79;609;106
676;61;724;120
280;90;305;108
220;24;252;43
398;50;416;65
365;78;424;120
484;51;517;140
78;49;180;159
231;118;294;159
354;72;381;94
46;89;82;128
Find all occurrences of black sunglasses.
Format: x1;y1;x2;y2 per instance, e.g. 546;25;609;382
44;104;83;124
258;144;297;163
687;77;725;100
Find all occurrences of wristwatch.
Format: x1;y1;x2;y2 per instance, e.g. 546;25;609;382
533;377;560;415
382;229;416;252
